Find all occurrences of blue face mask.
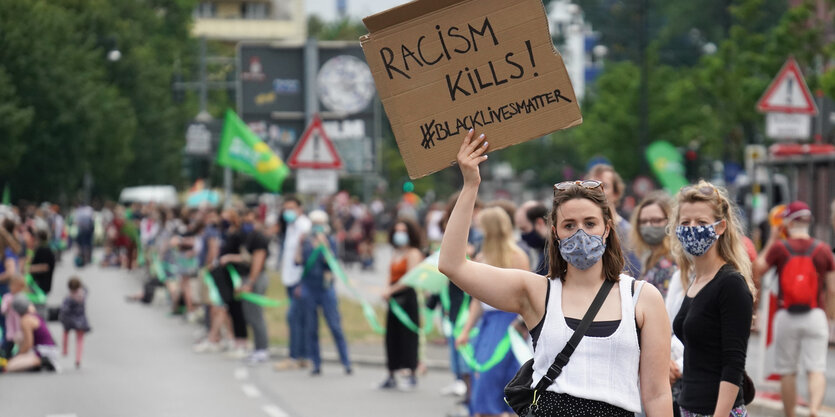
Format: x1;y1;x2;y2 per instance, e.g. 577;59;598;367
393;231;409;247
312;225;325;234
558;229;606;271
283;210;297;223
675;221;721;257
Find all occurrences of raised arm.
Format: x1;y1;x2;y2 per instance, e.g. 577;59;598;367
438;130;546;327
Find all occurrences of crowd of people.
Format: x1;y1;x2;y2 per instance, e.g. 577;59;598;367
0;204;89;372
1;141;834;417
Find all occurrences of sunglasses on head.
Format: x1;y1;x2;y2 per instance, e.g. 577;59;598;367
682;184;718;197
554;180;603;193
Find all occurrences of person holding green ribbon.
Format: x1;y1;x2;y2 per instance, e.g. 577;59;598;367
379;218;425;391
218;209;271;364
297;210;352;376
454;206;530;417
439;130;673;417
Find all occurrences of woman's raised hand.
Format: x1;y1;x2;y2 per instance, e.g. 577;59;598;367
456;129;489;186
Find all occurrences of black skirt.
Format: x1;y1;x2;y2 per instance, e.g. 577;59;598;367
384;287;419;372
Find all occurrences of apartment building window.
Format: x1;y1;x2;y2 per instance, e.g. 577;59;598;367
193;2;217;18
241;2;269;19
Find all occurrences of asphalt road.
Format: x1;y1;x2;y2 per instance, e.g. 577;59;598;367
0;255;460;417
4;244;835;417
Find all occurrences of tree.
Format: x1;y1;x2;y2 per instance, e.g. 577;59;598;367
0;68;34;181
308;15;368;40
0;0;197;203
540;0;834;185
0;0;136;202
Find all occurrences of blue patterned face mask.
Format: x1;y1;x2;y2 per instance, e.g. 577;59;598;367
675;221;721;257
558;229;606;270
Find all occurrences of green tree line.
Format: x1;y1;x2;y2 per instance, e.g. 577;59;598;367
504;0;835;185
0;0;199;204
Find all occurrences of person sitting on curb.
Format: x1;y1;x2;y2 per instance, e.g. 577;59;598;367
2;294;59;373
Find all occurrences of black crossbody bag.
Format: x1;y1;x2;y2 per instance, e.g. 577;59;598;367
504;279;615;417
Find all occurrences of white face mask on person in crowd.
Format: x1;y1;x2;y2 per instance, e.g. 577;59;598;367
393;231;409;247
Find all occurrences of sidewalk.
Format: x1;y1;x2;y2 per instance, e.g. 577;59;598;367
746;330;835;416
271;337;453;371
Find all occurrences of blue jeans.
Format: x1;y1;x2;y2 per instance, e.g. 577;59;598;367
286;284;308;360
77;228;93;265
448;335;471;378
302;285;351;370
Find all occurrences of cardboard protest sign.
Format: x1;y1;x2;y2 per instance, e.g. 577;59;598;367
360;0;582;179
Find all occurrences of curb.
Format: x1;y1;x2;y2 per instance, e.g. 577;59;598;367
747;395;835;417
268;346;451;371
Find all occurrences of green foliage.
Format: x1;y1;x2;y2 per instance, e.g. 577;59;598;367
308;15;369;40
548;0;833;186
0;0;196;203
0;68;34;180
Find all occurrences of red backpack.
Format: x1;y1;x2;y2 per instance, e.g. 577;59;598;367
779;240;821;312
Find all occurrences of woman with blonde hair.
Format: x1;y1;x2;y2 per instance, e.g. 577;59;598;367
629;192;677;298
440;131;672;416
455;206;529;417
671;180;754;417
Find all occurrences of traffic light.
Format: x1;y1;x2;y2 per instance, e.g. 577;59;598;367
684;145;699;182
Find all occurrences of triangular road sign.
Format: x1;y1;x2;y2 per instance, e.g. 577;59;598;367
757;57;818;115
288;115;343;169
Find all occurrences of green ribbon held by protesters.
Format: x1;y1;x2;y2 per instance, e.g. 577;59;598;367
202;270;223;307
24;273;47;304
225;265;286;308
440;287;517;373
315;243;386;334
458;331;513;373
301;242;440;336
152;254;169;283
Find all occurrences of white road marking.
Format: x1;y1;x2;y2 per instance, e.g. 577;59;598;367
262;405;289;417
241;383;262;398
234;367;249;380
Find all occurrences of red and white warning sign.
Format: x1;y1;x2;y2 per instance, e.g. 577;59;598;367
757;57;818;115
288;114;343;170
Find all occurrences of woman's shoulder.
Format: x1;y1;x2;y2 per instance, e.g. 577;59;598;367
716;264;745;284
21;313;39;328
715;265;752;296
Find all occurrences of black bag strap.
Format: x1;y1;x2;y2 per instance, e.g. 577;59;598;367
534;279;616;392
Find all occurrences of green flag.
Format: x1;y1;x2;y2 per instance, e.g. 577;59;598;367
217;109;289;192
2;183;9;205
646;141;689;194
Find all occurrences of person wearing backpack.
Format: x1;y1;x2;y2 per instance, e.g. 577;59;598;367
755;200;835;417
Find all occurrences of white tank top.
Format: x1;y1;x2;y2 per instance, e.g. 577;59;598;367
530;275;643;413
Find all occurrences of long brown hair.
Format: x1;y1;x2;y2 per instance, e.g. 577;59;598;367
629;191;673;273
478;207;518;269
547;184;625;282
671;180;754;294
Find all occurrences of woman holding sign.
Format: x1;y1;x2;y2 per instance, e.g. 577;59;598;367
438;130;672;416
